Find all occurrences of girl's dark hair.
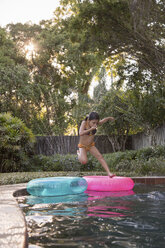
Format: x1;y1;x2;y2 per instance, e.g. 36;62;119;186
85;112;100;121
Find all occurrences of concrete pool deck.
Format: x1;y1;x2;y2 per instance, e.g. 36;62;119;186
0;183;28;248
1;176;165;248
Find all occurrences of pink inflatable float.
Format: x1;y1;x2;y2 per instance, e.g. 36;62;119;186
83;176;134;191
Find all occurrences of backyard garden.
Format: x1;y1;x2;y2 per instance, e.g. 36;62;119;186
1;1;165;248
0;0;165;184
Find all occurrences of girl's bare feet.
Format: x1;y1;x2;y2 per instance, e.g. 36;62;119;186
108;174;116;178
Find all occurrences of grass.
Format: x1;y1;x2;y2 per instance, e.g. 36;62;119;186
0;170;148;186
0;171;105;185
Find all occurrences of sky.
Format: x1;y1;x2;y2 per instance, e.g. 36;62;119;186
0;0;60;27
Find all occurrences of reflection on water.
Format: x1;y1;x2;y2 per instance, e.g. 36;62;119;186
86;190;134;218
25;190;134;218
86;189;134;199
19;185;165;248
26;193;88;205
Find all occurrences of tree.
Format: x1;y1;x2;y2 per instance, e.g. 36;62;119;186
40;0;165;136
5;23;76;135
116;59;165;130
2;0;164;136
95;88;143;151
93;66;108;102
0;27;33;126
59;0;165;79
6;22;42;57
71;93;94;135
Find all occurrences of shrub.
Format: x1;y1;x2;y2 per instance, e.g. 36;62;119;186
135;146;165;161
29;153;97;172
106;146;165;175
7;141;165;176
100;150;137;171
0;113;35;172
153;145;165;158
136;147;154;160
139;157;165;175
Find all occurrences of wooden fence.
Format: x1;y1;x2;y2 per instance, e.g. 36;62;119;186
34;135;132;155
34;125;165;155
131;124;165;150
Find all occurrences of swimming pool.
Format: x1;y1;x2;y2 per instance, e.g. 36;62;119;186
19;184;165;248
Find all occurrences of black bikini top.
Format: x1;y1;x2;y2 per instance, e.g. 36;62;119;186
85;124;97;136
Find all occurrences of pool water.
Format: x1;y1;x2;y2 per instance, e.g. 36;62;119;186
19;184;165;248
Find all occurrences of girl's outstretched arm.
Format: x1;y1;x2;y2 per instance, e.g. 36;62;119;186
79;121;96;136
99;117;115;125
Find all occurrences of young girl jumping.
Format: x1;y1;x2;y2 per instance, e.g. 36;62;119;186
77;111;116;178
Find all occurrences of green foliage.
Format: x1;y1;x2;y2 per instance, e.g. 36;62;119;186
103;150;137;168
93;66;108;103
136;146;165;160
0;25;75;135
0;64;32;115
62;0;165;76
117;62;165;130
0;171;102;185
1;0;164;137
93;81;165;152
59;0;165;136
71;93;94;133
0;113;35;172
28;153;96;172
94;88;141;151
0;171;72;185
0;28;21;66
0;145;165;185
106;145;165;175
18;145;165;177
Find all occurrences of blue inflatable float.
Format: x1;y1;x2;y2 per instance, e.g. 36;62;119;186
27;177;87;196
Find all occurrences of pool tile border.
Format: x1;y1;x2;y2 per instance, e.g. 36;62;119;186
132;176;165;185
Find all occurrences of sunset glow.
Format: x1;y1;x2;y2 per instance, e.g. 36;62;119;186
24;42;36;59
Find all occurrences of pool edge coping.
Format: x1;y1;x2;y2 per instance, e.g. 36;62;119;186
0;183;28;248
1;176;165;248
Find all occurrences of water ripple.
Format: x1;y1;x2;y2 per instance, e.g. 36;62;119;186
19;185;165;248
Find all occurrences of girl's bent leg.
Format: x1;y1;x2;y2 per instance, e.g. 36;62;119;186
89;146;115;178
77;148;88;164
